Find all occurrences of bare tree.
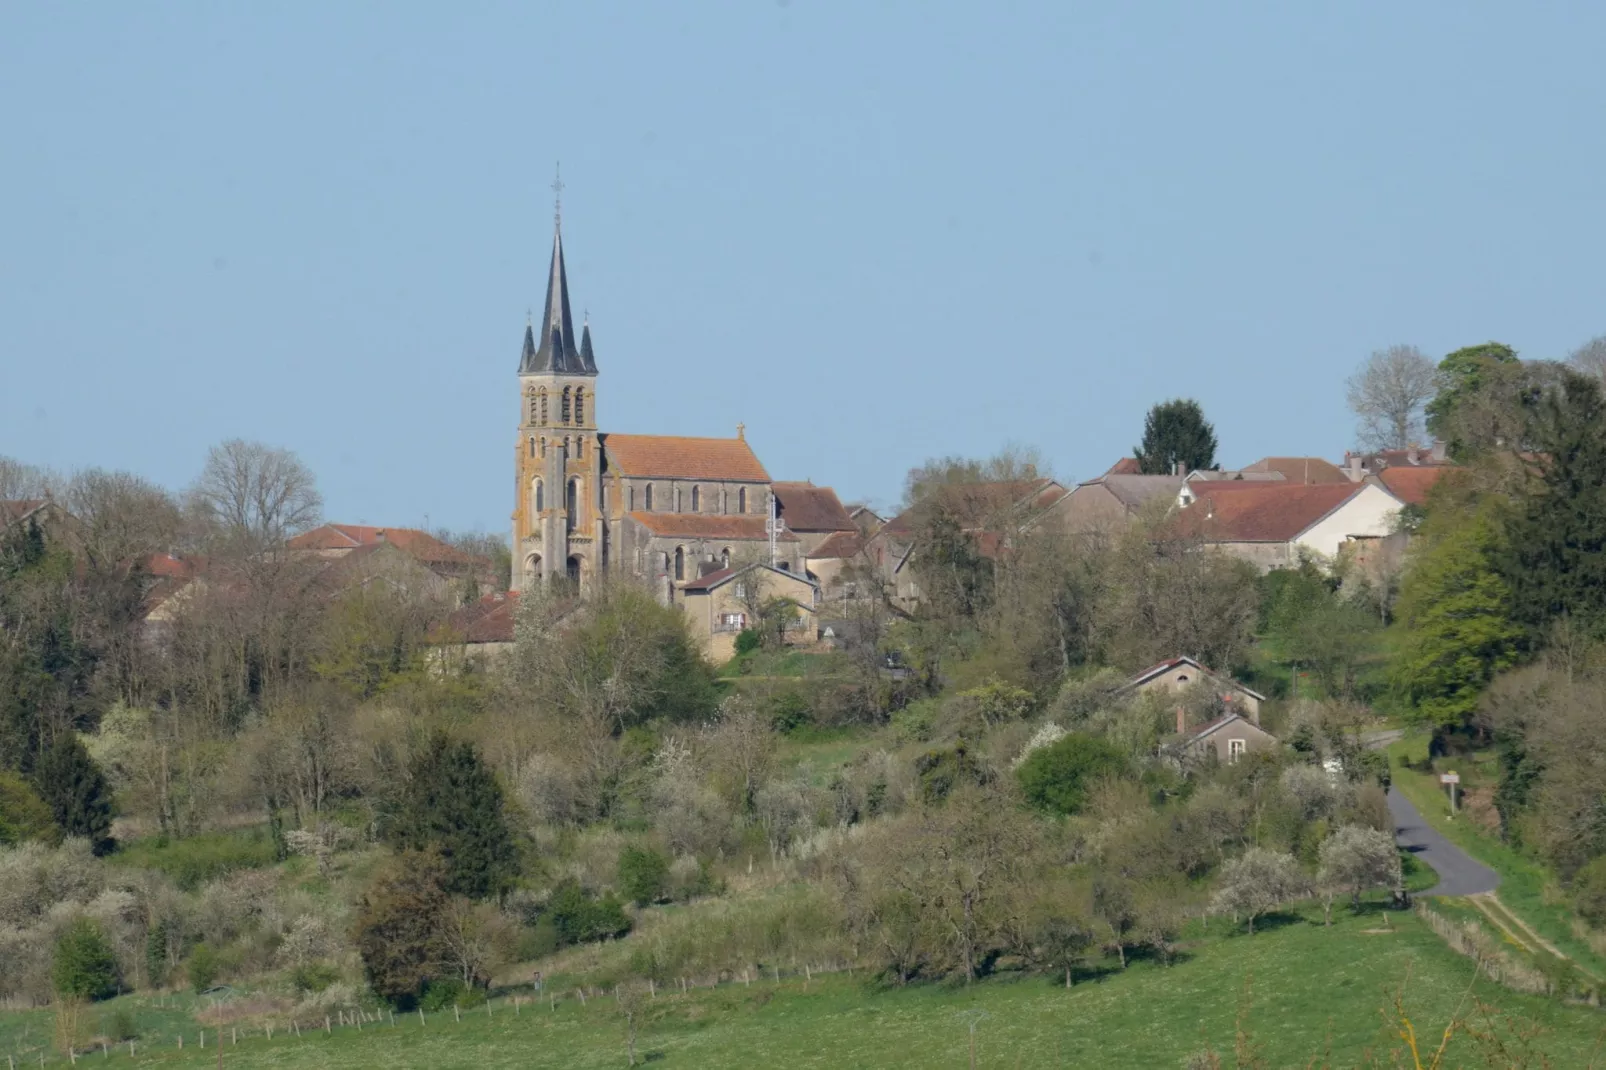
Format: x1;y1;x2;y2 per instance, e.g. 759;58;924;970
0;455;60;501
1346;345;1438;450
64;469;182;572
1569;335;1606;386
189;439;322;552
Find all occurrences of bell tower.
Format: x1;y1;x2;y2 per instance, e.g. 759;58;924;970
512;176;601;592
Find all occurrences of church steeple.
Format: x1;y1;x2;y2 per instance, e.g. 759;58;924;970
579;316;597;374
520;220;589;375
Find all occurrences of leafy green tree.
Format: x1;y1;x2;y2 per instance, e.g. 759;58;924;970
186;943;219;993
1425;342;1519;457
1390;504;1524;731
31;735;114;855
912;506;993;622
0;770;56;845
355;849;450;1008
618;845;669;907
52;918;120;1001
546;880;631;946
1500;370;1606;634
1262;563;1382;698
1016;734;1129;815
1134;399;1217;475
385;733;518;900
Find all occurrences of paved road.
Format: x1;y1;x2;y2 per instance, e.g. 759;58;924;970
1388;786;1500;896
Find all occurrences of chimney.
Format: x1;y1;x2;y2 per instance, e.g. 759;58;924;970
1176;706;1187;735
1347;453;1363;481
375;529;387;542
1430;439;1447;462
1406;444;1419;466
1174;460;1184;477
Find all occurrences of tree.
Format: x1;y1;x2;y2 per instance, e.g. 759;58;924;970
618;845;670;907
0;770;56;845
52;918;120;1001
1500;370;1606;633
1346;345;1437;451
1569;335;1606;387
1262;563;1383;698
188;439;321;553
1016;733;1128;815
1134;399;1217;475
1390;503;1524;732
1212;848;1308;934
1317;825;1402;924
30;735;114;855
385;733;518;900
1424;343;1520;458
354;849;450;1008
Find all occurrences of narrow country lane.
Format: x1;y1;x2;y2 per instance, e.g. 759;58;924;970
1388;786;1500;896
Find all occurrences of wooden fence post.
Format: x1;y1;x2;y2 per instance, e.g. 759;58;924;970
325;1015;331;1034
453;1004;460;1023
419;1008;425;1025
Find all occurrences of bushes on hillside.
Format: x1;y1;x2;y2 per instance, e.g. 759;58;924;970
355;849;450;1008
618;846;669;907
53;918;120;1001
547;880;631;947
1016;734;1128;815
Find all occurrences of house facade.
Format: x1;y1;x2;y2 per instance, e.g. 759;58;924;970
678;563;821;662
1176;481;1406;571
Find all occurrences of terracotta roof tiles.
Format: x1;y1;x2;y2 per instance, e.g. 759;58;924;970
772;482;856;533
1378;466;1457;506
288;524;479;565
1241;457;1352;485
602;434;769;482
805;530;864;560
626;511;797;541
1179;482;1369;542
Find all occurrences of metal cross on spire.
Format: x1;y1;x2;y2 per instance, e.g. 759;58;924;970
551;163;564;229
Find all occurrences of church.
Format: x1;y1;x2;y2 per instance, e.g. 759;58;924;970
510;207;857;601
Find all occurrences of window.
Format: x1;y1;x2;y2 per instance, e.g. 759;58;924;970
561;386;572;424
734;582;746;598
673;486;681;512
738;487;748;513
574;388;586;426
1228;738;1246;764
528;437;535;458
566;478;579;532
718;612;747;632
721;547;730;569
691;486;701;512
535;479;544;512
528;394;538;424
538;389;548;424
674;546;685;581
576;437;584;459
628;485;636;511
645;484;654;511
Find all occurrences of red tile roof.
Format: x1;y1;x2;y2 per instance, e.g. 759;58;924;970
434;591;520;644
287;524;479;566
1378;466;1457;506
1105;457;1142;475
679;566;737;592
626;512;798;541
772;482;856;533
805;530;864;560
1242;457;1353;484
143;553;203;580
601;434;770;482
1180;482;1370;542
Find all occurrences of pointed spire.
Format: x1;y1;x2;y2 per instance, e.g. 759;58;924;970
579;312;597;374
519;173;594;376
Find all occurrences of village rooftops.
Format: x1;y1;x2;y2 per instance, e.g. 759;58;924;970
600;433;770;482
1175;481;1384;542
771;482;856;533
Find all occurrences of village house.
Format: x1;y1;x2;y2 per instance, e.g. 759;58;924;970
1115;655;1266;723
677;563;821;662
287;523;498;596
1175;479;1406;572
428;590;521;671
1183;712;1280;765
1051;473;1184;537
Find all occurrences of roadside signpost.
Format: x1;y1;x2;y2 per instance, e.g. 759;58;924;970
1440;771;1460;815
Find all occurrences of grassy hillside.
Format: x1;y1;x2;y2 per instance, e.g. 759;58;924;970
6;905;1601;1068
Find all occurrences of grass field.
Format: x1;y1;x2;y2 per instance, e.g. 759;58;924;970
7;905;1603;1068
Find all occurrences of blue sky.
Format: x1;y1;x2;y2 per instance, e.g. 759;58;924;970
3;3;1604;533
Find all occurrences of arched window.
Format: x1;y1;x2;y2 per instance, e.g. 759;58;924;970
561;386;572;424
673;486;681;512
645;484;654;511
528;393;538;424
575;388;586;426
674;546;685;581
738;487;748;513
576;437;584;459
566;478;579;532
538;389;548;425
691;486;701;512
528;437;535;458
628;485;636;512
535;479;544;512
721;547;731;569
720;488;728;513
540;437;547;458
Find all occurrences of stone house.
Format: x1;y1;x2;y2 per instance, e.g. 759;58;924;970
428;590;521;671
288;523;497;596
1184;713;1280;765
1174;480;1406;572
1115;655;1266;723
1050;474;1184;537
677;563;821;662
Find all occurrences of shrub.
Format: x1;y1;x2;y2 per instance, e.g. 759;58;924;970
914;745;989;804
547;880;631;946
111;830;278;891
1016;734;1129;815
0;772;56;846
769;690;812;734
734;629;762;656
1574;856;1606;927
289;961;341;994
52;918;120;1001
419;977;485;1011
187;943;220;993
355;849;451;1009
102;1008;138;1041
618;846;670;907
